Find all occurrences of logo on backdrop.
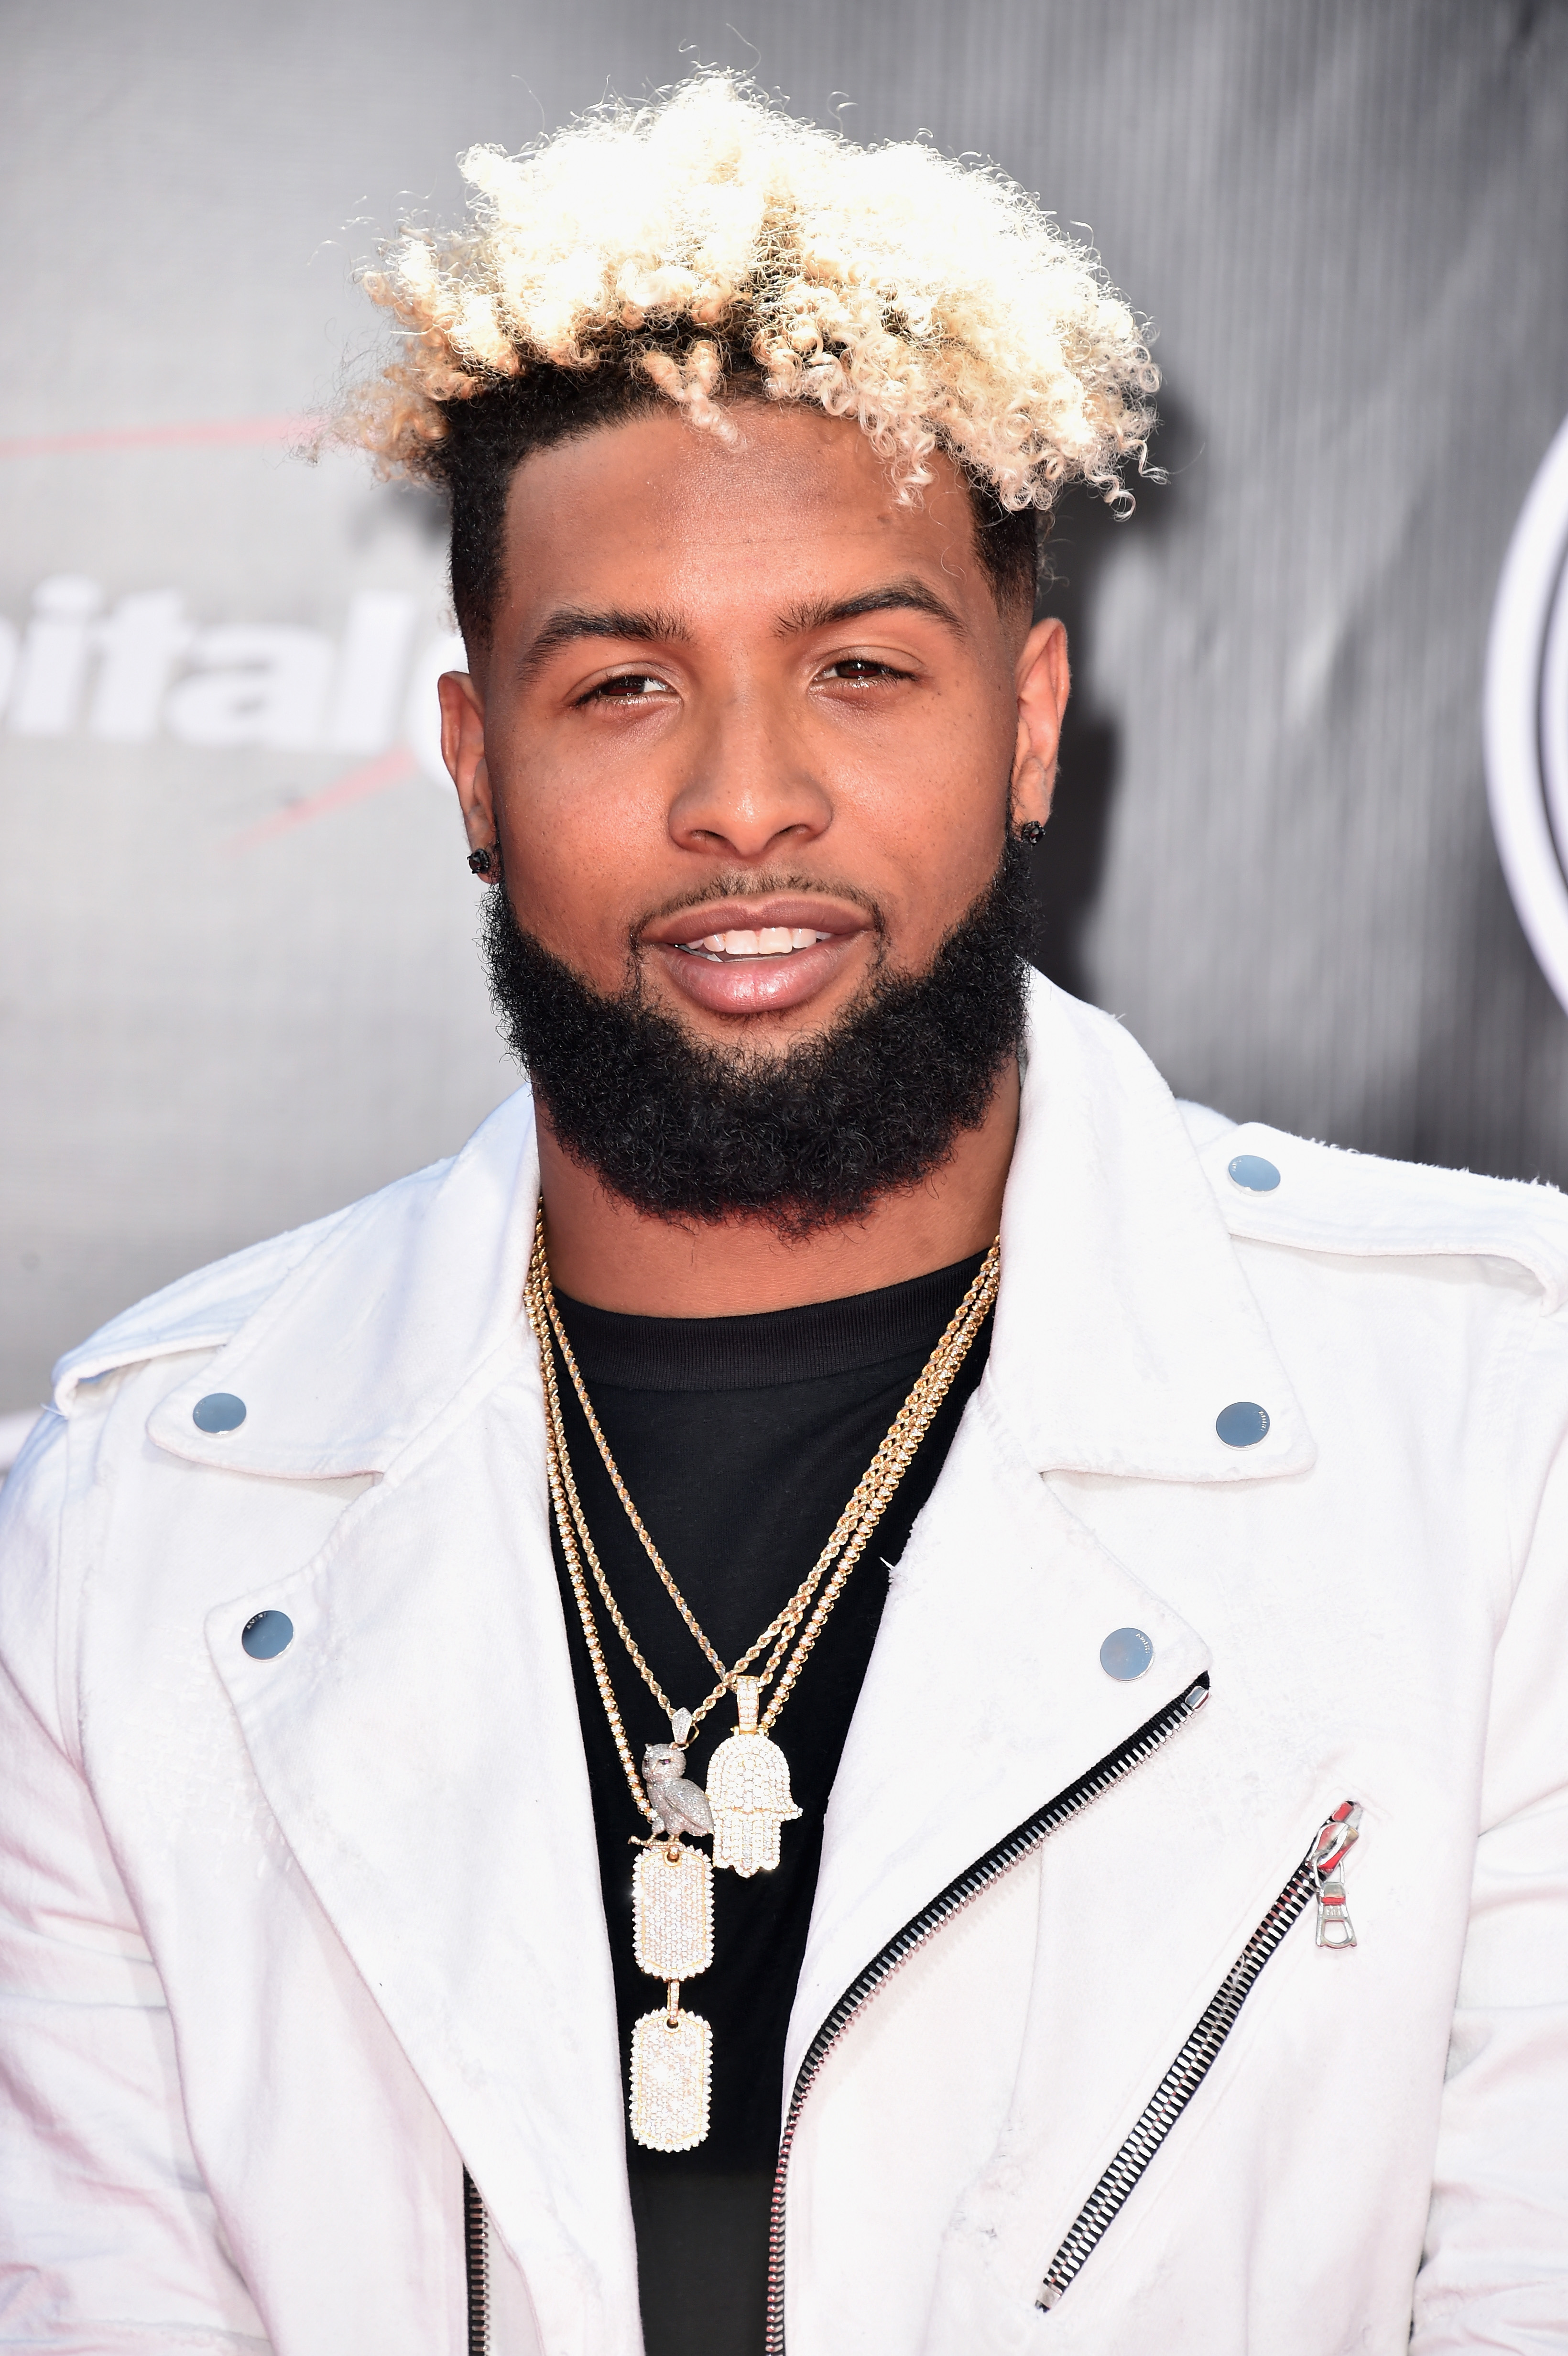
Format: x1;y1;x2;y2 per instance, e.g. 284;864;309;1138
1486;416;1568;1016
0;579;462;788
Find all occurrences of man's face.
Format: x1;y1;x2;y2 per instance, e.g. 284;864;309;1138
442;403;1067;1058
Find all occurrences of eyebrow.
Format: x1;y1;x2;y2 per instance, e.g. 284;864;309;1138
514;576;966;685
775;578;969;640
515;603;691;684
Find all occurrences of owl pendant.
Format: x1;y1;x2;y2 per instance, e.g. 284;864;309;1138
706;1675;803;1877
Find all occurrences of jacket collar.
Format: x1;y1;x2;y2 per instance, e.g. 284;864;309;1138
138;974;1310;1488
142;1089;544;1480
987;978;1313;1483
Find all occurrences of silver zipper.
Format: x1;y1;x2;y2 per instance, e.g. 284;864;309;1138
463;2167;489;2355
1312;1800;1362;1948
762;1675;1212;2356
1035;1797;1362;2311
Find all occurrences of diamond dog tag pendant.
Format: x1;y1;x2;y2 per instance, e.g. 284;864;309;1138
707;1676;803;1878
633;1843;714;1980
630;1990;711;2151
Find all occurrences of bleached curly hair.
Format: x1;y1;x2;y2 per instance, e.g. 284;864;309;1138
342;74;1158;635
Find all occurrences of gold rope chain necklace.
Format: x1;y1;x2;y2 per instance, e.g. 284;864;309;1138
523;1212;1001;2151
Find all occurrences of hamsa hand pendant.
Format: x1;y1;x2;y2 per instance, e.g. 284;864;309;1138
705;1675;802;1877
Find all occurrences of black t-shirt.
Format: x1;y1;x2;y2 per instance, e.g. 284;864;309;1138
547;1254;993;2356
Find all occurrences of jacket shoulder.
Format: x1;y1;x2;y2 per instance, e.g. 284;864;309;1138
49;1158;457;1412
1198;1120;1568;1308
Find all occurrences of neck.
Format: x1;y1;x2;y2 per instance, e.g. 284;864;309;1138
535;1057;1019;1317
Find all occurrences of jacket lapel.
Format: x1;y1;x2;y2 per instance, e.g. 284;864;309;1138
790;978;1315;2083
786;1391;1212;2094
205;1341;640;2348
173;1091;639;2341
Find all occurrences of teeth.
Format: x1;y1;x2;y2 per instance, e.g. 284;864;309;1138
690;927;832;957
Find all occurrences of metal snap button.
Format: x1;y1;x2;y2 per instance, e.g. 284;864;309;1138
1227;1154;1281;1192
1100;1627;1154;1681
193;1392;247;1434
241;1611;294;1660
1216;1400;1270;1447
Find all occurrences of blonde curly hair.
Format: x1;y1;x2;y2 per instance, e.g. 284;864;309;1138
347;73;1156;513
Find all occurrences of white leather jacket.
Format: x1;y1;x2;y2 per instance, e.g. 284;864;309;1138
2;977;1566;2353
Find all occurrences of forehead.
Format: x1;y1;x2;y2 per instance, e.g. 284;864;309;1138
496;403;988;630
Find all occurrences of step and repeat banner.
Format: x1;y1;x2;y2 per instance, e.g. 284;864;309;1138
2;0;1567;1423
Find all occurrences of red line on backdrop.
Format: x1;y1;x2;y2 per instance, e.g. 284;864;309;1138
0;414;324;461
5;411;418;848
223;747;419;855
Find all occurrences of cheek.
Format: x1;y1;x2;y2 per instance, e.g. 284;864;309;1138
862;675;1013;815
488;729;671;965
842;710;1012;907
502;832;651;980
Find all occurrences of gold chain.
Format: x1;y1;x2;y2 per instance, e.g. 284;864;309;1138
523;1216;1000;1818
536;1374;662;1825
530;1214;999;1728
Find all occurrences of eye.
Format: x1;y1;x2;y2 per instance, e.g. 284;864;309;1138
578;672;675;705
817;655;913;684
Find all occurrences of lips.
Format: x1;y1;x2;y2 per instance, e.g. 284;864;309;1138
642;895;873;1018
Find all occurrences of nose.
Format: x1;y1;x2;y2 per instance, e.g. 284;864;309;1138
666;696;833;862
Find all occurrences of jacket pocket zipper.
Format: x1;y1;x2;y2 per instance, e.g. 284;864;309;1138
1035;1798;1362;2312
762;1674;1214;2356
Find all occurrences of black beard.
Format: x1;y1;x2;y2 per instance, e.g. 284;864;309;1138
480;839;1032;1234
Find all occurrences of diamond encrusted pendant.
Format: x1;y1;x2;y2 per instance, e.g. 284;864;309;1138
707;1675;803;1878
629;1806;717;2149
630;1989;711;2151
633;1842;714;1980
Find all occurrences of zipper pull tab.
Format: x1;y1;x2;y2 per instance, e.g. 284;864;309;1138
1312;1800;1362;1949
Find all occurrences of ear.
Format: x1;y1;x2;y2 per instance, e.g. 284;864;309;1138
437;670;496;854
1010;616;1070;831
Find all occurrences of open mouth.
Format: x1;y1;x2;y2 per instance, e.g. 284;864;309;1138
643;894;872;1017
679;927;836;963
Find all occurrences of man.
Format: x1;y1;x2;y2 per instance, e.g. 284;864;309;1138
1;71;1565;2356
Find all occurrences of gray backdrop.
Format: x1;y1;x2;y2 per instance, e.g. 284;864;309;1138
3;0;1568;1420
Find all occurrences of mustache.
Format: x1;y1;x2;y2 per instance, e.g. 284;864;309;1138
627;870;887;942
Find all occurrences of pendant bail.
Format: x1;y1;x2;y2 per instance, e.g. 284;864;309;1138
734;1674;761;1732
